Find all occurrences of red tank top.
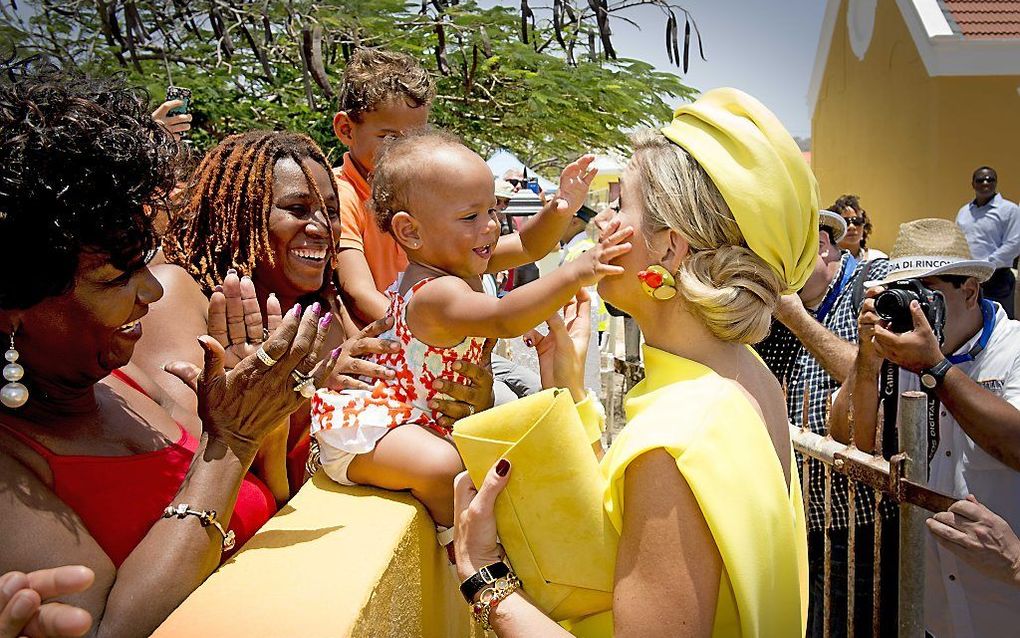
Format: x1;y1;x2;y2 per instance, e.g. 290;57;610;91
0;369;276;567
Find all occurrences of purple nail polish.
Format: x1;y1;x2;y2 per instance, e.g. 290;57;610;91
227;268;237;276
331;346;342;359
291;303;302;317
319;312;333;328
310;301;321;315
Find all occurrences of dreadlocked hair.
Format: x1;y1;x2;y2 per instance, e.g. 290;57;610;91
162;131;338;294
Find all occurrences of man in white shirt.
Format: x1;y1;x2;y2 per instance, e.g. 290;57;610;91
831;218;1020;637
956;166;1020;318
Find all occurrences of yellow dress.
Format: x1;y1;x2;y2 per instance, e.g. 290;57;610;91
569;345;808;637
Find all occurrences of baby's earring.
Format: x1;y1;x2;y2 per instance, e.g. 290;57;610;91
2;330;28;409
637;265;677;300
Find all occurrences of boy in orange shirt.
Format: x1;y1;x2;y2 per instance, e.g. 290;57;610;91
332;49;591;326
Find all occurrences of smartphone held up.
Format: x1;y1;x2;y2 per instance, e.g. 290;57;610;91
165;86;191;115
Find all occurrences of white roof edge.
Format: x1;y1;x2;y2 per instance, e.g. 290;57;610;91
911;0;953;37
811;0;1020;115
898;0;1020;76
807;0;843;119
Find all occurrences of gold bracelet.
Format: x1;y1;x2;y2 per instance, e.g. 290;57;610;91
471;571;522;632
162;503;236;551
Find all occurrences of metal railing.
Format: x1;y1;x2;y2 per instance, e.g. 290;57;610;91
601;317;957;637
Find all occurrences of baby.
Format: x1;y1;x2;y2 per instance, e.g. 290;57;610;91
310;130;631;539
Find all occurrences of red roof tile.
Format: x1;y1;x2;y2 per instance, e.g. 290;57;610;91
942;1;1020;40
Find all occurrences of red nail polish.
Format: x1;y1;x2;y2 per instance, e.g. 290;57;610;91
496;459;510;476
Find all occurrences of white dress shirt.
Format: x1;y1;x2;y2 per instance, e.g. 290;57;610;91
895;303;1020;637
956;193;1020;269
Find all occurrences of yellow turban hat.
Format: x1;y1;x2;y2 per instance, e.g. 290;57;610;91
661;88;819;293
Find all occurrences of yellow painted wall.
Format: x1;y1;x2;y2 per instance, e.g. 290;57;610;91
153;472;477;638
812;0;1020;252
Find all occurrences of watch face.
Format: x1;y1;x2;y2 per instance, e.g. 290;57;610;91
921;373;936;389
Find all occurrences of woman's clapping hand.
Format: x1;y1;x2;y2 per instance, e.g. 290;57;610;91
167;302;340;462
0;567;93;638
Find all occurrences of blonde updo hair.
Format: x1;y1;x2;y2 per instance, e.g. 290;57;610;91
629;129;785;344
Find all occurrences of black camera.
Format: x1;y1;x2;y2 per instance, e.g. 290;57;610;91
873;279;946;343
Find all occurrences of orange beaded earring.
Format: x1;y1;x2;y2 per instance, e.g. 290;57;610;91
637;265;677;300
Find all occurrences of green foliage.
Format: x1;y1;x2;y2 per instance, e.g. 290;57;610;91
1;1;696;168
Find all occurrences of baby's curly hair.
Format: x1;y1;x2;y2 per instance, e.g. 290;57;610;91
0;61;179;310
371;128;466;234
338;48;434;122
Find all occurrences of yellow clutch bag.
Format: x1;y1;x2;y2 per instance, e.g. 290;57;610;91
452;388;618;621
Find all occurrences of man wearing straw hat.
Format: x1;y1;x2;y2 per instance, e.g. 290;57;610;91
832;218;1020;637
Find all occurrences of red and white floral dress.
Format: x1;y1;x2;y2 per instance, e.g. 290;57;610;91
311;277;487;457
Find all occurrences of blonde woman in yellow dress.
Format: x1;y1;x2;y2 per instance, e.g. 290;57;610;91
452;88;817;637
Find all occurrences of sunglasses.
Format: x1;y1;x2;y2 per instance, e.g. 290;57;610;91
506;178;527;187
975;177;997;185
843;216;865;227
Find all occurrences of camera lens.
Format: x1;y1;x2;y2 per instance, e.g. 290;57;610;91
874;289;910;321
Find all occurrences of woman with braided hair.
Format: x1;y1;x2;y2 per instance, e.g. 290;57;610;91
134;131;495;503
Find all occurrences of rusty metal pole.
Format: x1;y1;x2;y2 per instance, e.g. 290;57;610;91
847;481;857;637
823;464;833;638
898;391;927;637
623;317;641;393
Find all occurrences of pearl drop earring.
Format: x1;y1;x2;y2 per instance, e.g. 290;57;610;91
2;331;28;409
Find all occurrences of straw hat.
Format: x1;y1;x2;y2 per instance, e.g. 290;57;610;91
494;179;515;200
865;218;994;286
818;209;847;243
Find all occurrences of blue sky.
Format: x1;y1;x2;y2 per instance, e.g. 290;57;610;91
479;1;827;138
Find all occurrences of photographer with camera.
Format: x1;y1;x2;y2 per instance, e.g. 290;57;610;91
831;218;1020;637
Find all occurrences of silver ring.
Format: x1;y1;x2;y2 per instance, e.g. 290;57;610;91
256;347;277;367
293;376;316;399
291;370;316;398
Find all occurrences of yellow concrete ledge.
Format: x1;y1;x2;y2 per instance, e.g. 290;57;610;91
153;472;475;638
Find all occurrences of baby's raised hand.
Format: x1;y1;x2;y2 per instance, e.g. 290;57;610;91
553;154;598;215
569;219;633;287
